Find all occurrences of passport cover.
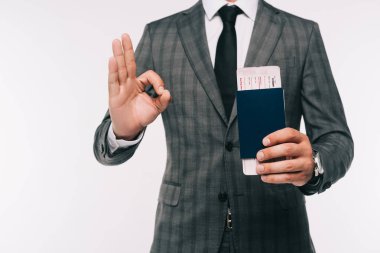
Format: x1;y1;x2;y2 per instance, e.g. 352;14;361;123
236;88;286;159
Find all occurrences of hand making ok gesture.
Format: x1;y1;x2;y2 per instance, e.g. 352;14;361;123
108;34;171;140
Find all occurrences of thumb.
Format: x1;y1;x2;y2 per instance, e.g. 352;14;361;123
154;89;171;113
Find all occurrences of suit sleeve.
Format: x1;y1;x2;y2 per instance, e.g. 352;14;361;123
299;23;354;194
93;24;154;166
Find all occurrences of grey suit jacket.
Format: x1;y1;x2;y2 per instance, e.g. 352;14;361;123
94;1;354;252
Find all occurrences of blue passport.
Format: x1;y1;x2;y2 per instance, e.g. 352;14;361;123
236;88;286;159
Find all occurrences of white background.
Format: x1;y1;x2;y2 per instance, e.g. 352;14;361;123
0;0;379;252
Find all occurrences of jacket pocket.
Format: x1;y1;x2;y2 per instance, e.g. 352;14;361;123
158;182;181;207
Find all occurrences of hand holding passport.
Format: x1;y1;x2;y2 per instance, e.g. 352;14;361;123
236;66;315;186
236;66;285;175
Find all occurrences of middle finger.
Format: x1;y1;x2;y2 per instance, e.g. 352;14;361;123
257;143;301;162
112;39;127;83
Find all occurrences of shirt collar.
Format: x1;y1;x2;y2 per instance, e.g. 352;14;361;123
202;0;259;21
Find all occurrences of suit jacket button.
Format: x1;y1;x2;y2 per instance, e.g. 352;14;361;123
218;192;228;202
225;142;233;152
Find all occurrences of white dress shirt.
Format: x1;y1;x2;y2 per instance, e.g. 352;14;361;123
108;0;258;153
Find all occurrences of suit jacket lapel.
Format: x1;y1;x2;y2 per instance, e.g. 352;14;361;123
177;1;229;125
228;1;286;126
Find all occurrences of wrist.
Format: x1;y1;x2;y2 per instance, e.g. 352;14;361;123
298;150;324;195
112;125;143;141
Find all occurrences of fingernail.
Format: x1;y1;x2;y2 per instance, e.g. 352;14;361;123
257;164;264;173
257;151;264;161
158;86;164;94
263;138;270;146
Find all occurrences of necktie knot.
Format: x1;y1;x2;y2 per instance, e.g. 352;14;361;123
218;5;243;25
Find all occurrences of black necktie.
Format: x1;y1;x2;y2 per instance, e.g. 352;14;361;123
214;5;243;119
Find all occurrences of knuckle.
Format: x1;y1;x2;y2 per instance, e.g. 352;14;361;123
298;172;306;181
118;67;127;74
302;172;309;181
288;127;298;136
305;147;313;157
285;174;292;183
263;149;271;159
265;176;273;183
128;65;136;73
306;158;314;171
298;174;308;185
126;57;136;64
284;161;293;172
262;164;269;173
264;164;272;174
286;127;295;135
154;102;162;112
283;144;293;156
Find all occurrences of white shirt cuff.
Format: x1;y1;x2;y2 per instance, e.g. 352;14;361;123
107;123;144;154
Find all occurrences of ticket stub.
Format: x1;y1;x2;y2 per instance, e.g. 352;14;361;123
237;66;282;175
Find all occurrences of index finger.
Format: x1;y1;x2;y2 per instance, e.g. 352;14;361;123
263;127;303;147
138;70;165;95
